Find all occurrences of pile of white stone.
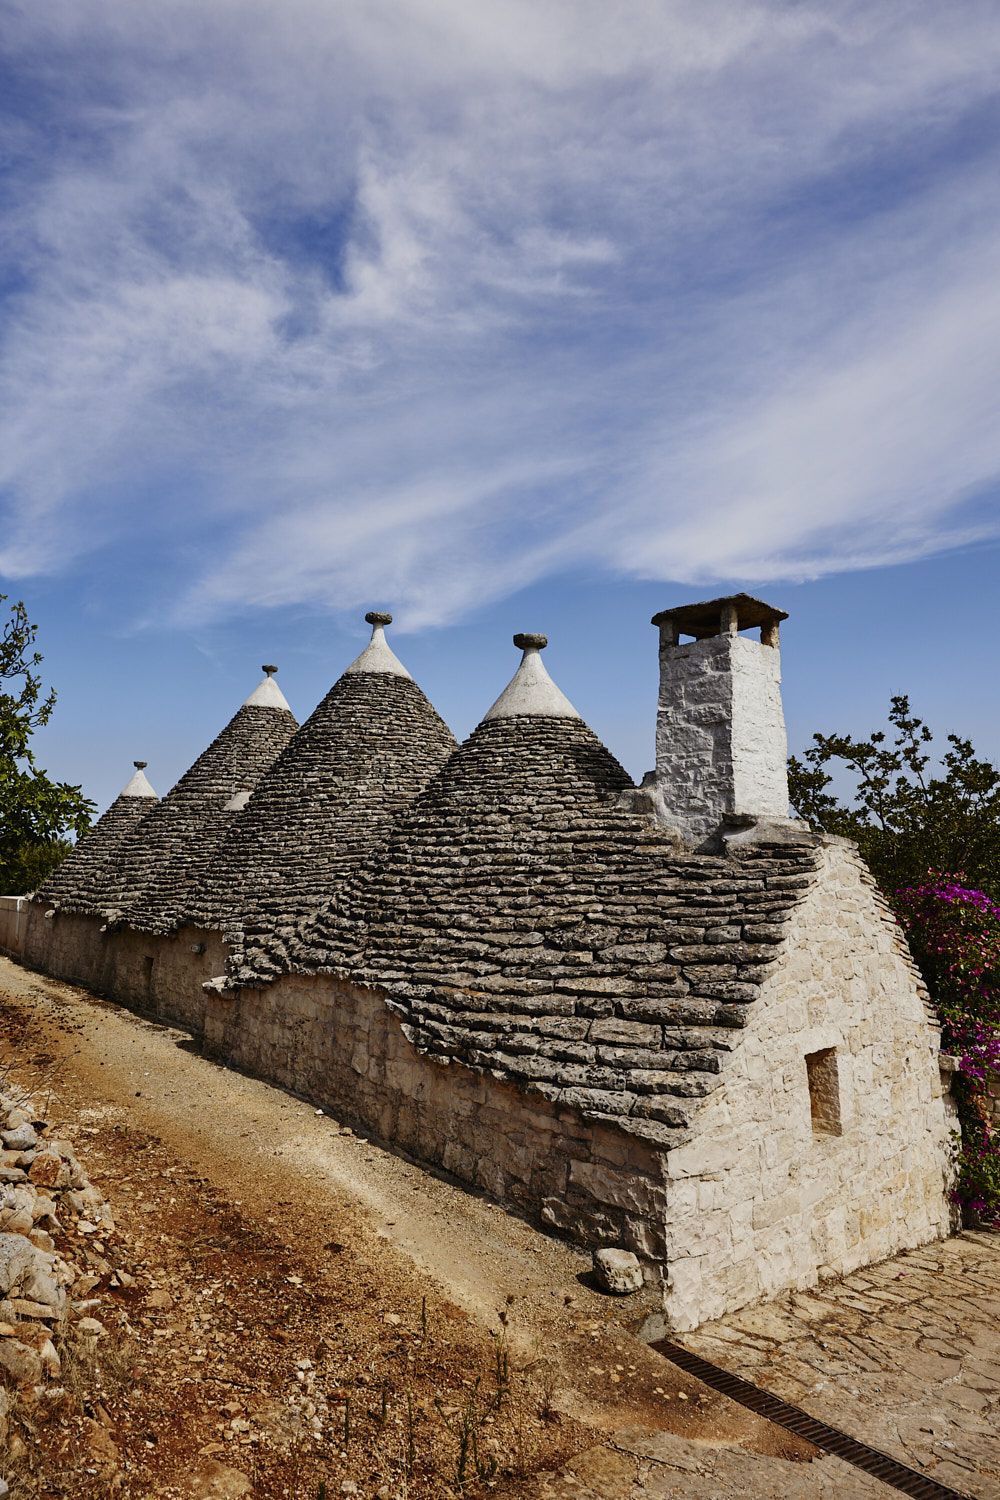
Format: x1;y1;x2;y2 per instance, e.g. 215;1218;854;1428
0;1089;112;1399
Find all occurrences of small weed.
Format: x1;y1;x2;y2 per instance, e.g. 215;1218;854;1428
435;1377;499;1491
490;1325;510;1411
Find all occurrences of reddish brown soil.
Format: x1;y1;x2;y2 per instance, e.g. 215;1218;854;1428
0;961;815;1498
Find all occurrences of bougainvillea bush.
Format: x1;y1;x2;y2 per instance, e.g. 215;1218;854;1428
892;875;1000;1225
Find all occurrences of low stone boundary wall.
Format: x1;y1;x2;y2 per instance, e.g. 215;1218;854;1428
203;972;670;1273
0;899;29;959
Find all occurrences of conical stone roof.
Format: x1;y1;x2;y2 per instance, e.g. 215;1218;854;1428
104;670;298;934
34;762;159;917
284;635;821;1148
186;613;457;980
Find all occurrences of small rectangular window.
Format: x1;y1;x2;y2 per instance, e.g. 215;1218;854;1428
805;1047;842;1136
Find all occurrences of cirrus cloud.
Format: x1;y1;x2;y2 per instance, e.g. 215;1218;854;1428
1;0;999;627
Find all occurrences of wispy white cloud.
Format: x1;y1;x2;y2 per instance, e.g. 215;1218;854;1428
1;0;999;626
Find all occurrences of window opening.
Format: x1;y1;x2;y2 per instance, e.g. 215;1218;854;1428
805;1048;842;1136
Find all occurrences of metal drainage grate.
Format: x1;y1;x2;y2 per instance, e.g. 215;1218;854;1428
652;1339;971;1500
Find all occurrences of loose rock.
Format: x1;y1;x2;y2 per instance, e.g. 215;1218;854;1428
0;1338;42;1385
593;1247;644;1295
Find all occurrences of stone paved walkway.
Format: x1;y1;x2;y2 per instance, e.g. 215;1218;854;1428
531;1230;1000;1500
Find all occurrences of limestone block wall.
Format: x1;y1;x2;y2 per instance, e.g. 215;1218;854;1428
21;905;108;991
203;974;670;1263
103;926;223;1035
12;838;955;1333
657;837;955;1330
655;632;788;844
20;906;220;1037
0;898;29;959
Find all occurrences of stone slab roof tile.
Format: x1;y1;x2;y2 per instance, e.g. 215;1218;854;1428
241;710;820;1149
103;700;298;934
185;666;457;957
34;769;159;917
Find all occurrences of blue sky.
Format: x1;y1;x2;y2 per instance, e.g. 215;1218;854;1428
2;1;999;813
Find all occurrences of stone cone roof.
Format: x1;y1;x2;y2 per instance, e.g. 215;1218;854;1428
103;681;298;935
186;616;457;979
34;764;159;917
280;639;821;1149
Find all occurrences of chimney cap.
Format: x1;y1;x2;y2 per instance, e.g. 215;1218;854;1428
652;592;787;639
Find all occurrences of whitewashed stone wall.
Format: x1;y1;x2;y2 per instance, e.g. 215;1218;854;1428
202;975;670;1255
658;836;955;1329
655;632;788;845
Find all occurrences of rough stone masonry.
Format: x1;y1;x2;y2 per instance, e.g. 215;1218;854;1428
17;599;958;1331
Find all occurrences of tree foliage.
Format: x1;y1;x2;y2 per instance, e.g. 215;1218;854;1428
788;695;1000;901
0;598;94;893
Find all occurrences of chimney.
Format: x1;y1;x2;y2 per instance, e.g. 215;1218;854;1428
649;593;792;848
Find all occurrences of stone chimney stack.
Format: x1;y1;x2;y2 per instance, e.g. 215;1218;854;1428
650;593;791;848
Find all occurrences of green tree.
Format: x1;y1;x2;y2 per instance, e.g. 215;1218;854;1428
0;598;94;893
787;695;1000;901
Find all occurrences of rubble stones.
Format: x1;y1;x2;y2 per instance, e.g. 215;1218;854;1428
0;1234;34;1295
0;1339;41;1384
29;1151;69;1189
0;1092;111;1358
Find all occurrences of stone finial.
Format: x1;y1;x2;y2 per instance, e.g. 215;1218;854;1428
482;633;581;722
345;611;413;678
121;763;158;799
243;667;293;711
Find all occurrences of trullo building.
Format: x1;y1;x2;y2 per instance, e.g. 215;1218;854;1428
14;598;955;1329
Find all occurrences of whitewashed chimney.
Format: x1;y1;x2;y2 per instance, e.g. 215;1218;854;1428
649;593;793;848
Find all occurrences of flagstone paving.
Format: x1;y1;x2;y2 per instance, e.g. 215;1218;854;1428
532;1229;1000;1499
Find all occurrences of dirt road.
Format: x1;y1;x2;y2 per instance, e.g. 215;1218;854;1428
0;956;821;1498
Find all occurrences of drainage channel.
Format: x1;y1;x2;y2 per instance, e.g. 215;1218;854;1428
653;1340;971;1500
